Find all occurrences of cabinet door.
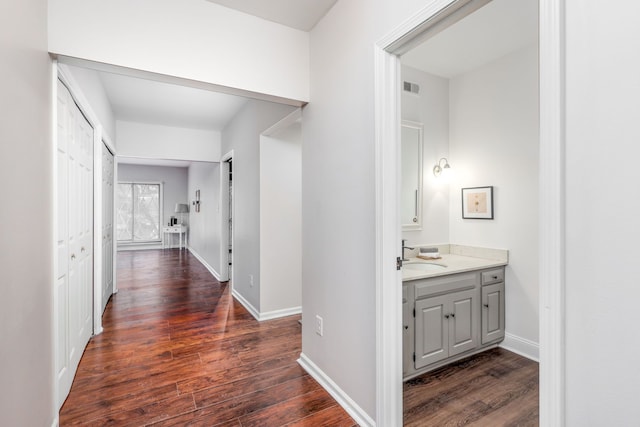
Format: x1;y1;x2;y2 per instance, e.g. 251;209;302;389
482;282;505;344
402;285;411;376
449;289;478;357
415;295;449;369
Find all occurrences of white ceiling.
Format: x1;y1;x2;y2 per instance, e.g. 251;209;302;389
99;72;248;132
401;0;538;78
205;0;337;31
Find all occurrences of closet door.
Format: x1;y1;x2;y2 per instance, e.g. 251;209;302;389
56;79;94;409
102;143;114;312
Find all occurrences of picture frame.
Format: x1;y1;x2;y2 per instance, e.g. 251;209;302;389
462;186;494;219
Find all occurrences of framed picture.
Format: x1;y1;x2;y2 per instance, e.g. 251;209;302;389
462;186;494;219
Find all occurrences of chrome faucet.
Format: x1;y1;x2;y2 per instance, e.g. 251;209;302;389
402;239;414;261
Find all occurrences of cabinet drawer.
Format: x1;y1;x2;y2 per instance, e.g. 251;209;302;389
481;269;504;285
414;272;477;299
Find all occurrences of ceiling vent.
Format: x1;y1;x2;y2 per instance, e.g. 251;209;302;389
403;81;420;94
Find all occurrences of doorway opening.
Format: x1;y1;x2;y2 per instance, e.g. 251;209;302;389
375;0;562;425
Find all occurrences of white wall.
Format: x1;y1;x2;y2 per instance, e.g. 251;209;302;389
401;65;450;246
117;164;189;248
63;64;116;140
564;1;640;424
188;162;222;277
48;0;309;103
260;122;302;314
222;100;295;313
448;45;539;352
117;121;221;162
304;0;500;420
0;0;55;425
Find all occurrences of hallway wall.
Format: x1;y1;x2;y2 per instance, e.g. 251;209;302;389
0;0;55;425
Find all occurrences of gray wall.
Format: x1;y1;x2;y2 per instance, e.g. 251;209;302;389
117;164;189;247
221;99;295;312
0;0;55;425
188;162;222;276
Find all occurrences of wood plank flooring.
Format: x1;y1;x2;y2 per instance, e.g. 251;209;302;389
403;348;539;426
59;249;356;426
60;249;538;426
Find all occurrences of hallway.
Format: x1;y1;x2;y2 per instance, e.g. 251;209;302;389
60;250;356;426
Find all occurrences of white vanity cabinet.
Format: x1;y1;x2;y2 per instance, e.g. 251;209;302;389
404;266;505;380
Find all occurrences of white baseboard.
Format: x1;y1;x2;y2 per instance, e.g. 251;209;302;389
231;289;260;320
500;332;539;362
298;353;375;427
116;244;163;251
231;289;301;322
188;247;222;281
258;306;302;321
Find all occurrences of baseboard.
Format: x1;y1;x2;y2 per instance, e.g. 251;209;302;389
116;244;163;251
231;288;301;322
51;415;59;427
500;332;539;362
188;247;222;281
258;306;302;321
298;353;375;427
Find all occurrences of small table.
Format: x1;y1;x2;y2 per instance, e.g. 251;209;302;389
162;225;188;250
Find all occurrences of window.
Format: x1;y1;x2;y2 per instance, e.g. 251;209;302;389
117;183;161;242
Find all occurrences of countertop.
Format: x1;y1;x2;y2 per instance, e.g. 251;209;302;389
402;253;507;282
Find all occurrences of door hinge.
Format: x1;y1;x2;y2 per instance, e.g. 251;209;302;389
413;352;416;362
413;308;415;317
396;257;403;270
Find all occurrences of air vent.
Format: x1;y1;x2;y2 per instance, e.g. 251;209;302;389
403;81;420;94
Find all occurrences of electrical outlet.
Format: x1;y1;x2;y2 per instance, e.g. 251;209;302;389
315;315;323;336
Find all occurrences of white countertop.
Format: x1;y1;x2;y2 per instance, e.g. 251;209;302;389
402;253;507;282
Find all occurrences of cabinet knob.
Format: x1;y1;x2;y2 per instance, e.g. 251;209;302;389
81;247;85;253
444;314;450;319
450;313;455;318
404;325;408;330
492;275;498;280
483;303;489;308
71;254;76;260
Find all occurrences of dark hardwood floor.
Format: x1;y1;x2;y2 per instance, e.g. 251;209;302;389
60;249;356;426
60;249;538;426
403;348;539;426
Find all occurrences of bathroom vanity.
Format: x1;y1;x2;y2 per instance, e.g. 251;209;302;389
402;246;507;380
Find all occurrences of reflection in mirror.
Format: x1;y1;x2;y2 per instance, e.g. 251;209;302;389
401;121;423;230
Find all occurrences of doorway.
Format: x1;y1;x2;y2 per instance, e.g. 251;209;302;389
374;0;562;425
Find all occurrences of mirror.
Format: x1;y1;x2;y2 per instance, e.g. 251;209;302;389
401;121;423;230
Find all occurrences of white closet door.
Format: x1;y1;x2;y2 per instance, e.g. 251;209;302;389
102;143;114;312
56;80;94;409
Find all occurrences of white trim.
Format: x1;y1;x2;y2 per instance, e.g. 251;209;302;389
112;155;119;294
219;150;234;283
93;124;104;336
231;286;301;322
374;45;403;427
500;333;540;362
231;289;260;321
51;416;59;427
188;247;223;281
50;59;60;419
259;306;302;321
298;353;376;427
539;0;566;425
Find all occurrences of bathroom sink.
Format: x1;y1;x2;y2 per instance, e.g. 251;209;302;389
403;262;447;272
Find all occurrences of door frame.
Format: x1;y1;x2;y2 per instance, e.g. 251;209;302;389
373;0;565;425
220;150;235;284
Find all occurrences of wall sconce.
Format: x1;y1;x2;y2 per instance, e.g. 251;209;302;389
433;157;451;178
192;189;201;212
